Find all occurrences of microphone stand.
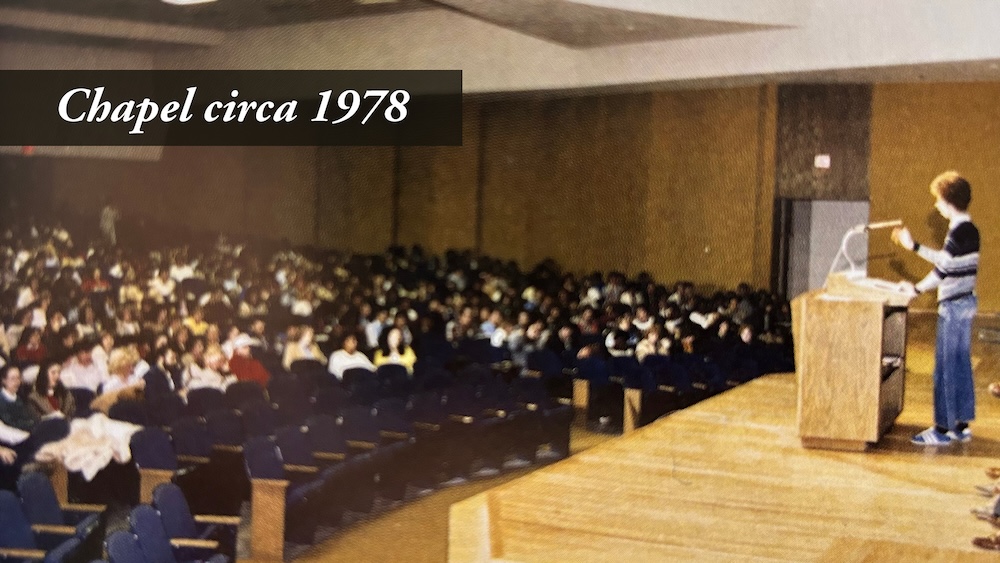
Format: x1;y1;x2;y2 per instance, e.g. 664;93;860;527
824;227;866;287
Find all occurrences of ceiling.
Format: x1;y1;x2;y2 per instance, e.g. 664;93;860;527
0;0;432;30
427;0;778;48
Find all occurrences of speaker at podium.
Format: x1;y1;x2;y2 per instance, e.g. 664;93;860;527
791;220;915;451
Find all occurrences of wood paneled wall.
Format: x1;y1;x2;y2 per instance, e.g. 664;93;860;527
42;146;318;244
869;83;1000;311
775;84;871;201
31;86;779;293
315;146;396;254
396;105;481;255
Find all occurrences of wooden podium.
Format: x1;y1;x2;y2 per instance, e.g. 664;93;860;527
791;272;914;451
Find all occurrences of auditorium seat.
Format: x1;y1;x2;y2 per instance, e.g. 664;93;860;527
223;381;266;411
185;389;224;418
105;530;143;563
243;436;322;548
129;504;226;563
0;490;82;563
239;400;278;438
17;471;104;545
68;389;95;419
152;483;238;559
108;399;149;427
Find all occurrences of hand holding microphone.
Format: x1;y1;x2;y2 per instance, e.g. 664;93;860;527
891;226;915;251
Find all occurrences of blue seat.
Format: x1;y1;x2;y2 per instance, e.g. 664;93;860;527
204;410;244;451
313;386;350;417
152;484;237;559
109;400;149;426
223;382;266;412
304;415;350;464
17;471;103;540
129;505;227;563
106;530;144;563
0;490;81;563
526;349;566;379
243;436;320;545
131;428;178;472
170;417;213;462
375;364;410;398
239;401;277;438
144;370;185;427
28;418;71;455
268;379;313;426
185;389;224;418
68;388;95;419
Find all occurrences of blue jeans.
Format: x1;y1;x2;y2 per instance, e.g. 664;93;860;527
933;294;977;429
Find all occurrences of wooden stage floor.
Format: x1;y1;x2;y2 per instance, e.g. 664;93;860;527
449;314;1000;561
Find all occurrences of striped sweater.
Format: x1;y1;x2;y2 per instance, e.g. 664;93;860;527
913;213;979;302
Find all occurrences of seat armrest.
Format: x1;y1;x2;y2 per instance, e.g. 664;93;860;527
62;503;107;512
170;538;219;550
346;440;377;450
194;514;241;526
32;524;77;535
0;548;47;559
448;414;474;424
283;464;319;474
177;455;211;464
379;430;411;440
413;422;440;431
313;451;346;461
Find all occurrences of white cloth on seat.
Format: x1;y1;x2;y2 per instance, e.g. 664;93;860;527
34;414;142;481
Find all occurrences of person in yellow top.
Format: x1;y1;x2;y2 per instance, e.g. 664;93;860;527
373;327;417;375
282;325;325;371
183;307;209;337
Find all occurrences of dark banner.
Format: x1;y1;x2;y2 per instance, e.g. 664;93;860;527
0;70;463;146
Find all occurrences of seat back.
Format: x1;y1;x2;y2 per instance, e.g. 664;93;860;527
577;357;612;388
242;436;284;480
128;505;177;563
240;400;278;438
343;367;376;387
0;490;37;549
527;349;565;378
185;388;224;417
289;359;325;377
68;388;96;418
109;399;150;426
304;415;349;457
130;428;178;471
106;530;144;563
29;417;70;451
17;472;64;527
224;381;267;411
314;386;350;416
169;416;213;459
274;425;314;466
339;405;381;444
205;409;244;447
151;483;199;539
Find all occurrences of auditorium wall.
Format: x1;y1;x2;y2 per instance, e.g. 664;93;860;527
44;146;318;245
34;86;779;292
869;83;1000;312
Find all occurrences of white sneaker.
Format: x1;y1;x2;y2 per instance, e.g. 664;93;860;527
948;427;972;443
911;427;952;446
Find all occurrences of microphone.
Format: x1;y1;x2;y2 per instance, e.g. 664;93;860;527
848;219;903;234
